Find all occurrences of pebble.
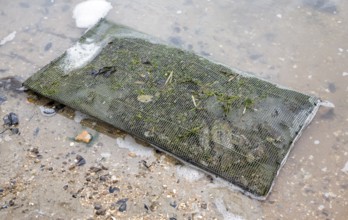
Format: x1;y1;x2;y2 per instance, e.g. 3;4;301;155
201;203;207;209
144;204;149;211
29;147;42;159
99;175;108;181
75;155;86;166
69;164;76;170
128;152;136;158
30;147;39;154
119;202;127;212
8;200;15;206
3;112;19;126
150;201;159;211
89;166;103;173
116;198;128;212
75;130;92;143
108;186;119;193
109;203;116;210
95;209;106;215
170;201;177;208
94;203;102;210
314;140;320;145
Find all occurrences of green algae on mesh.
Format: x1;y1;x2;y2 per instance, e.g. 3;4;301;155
24;19;320;198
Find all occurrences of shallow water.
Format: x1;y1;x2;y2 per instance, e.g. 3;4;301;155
1;0;347;219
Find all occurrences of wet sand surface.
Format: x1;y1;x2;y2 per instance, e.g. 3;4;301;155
0;0;347;219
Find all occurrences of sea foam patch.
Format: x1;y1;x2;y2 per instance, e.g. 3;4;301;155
116;135;154;157
73;0;113;28
62;42;101;72
176;165;205;182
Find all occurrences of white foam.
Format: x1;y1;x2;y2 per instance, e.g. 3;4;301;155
73;0;112;28
74;111;90;123
116;135;154;157
319;100;335;108
100;152;111;158
215;198;243;220
0;31;16;46
176;165;204;182
341;161;348;174
62;42;100;71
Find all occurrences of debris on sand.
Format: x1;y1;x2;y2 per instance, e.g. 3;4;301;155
75;130;92;143
75;155;86;166
3;112;19;126
116;198;128;212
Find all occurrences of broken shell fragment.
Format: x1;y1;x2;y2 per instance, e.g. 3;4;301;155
75;130;92;143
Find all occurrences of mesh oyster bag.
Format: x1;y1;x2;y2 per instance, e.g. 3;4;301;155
24;19;322;199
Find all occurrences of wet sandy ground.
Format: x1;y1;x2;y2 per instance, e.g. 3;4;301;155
1;0;348;219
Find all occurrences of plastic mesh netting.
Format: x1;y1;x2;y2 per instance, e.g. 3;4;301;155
24;20;321;198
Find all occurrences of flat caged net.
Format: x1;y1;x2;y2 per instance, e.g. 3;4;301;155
24;19;321;198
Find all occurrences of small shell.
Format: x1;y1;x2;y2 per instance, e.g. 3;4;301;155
39;106;56;117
